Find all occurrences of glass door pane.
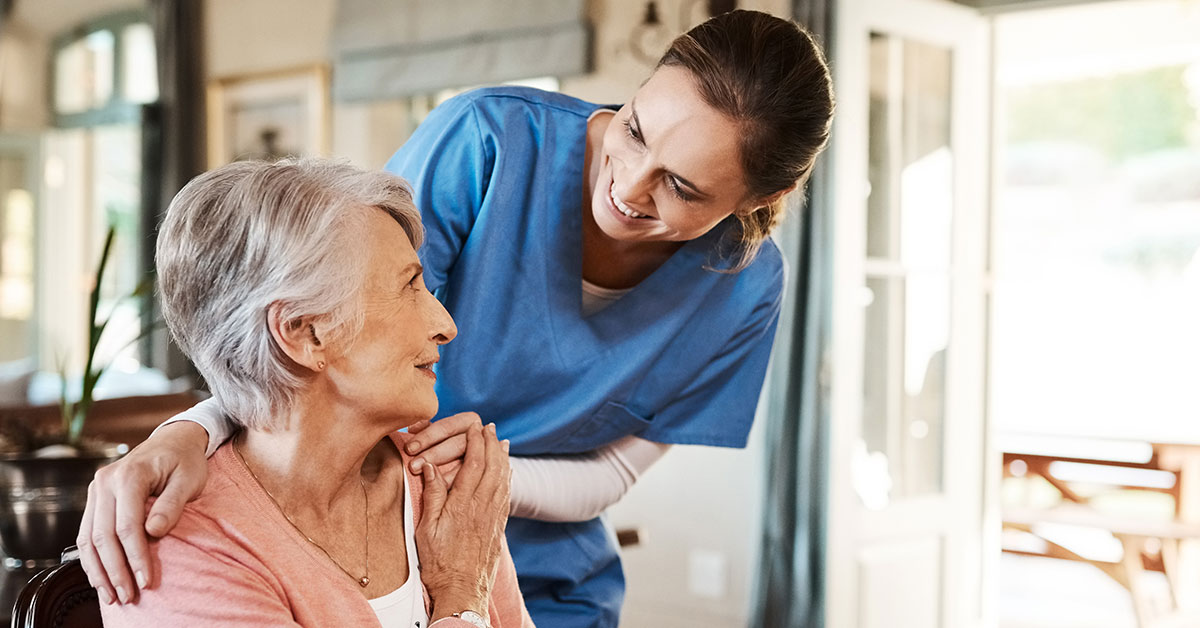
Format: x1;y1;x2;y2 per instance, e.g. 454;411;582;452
91;124;144;369
859;33;953;504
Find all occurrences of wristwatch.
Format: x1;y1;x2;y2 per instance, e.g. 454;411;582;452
451;610;489;628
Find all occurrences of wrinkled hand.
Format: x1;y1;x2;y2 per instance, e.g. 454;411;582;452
415;422;512;621
405;412;486;484
77;421;210;605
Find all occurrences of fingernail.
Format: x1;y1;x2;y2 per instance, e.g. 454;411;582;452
136;570;148;588
98;587;114;605
412;458;425;472
406;442;419;454
487;423;497;433
501;440;510;453
116;585;130;604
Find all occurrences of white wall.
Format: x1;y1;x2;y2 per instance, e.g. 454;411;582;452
0;22;49;131
204;0;338;79
202;0;791;171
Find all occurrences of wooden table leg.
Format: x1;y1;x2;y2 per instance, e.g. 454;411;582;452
1120;536;1155;628
1160;538;1184;611
1171;455;1200;612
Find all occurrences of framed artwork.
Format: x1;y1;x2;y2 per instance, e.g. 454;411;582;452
206;65;330;168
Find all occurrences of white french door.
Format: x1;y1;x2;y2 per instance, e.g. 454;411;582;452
825;1;992;627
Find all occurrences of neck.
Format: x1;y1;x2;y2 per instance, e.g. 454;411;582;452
235;392;396;513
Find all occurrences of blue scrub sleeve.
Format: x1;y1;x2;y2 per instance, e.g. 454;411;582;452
384;96;496;294
640;272;785;449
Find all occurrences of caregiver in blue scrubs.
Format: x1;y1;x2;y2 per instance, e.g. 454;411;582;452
77;10;834;627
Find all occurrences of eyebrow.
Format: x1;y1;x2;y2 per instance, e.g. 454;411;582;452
629;101;710;200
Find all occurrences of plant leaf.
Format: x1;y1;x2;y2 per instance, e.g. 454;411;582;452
74;226;116;446
130;273;157;298
57;353;71;438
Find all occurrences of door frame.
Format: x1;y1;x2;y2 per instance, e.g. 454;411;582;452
824;0;993;626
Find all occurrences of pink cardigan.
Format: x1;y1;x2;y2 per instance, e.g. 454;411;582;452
101;432;534;628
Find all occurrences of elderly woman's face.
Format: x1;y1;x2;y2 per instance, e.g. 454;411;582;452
326;210;456;424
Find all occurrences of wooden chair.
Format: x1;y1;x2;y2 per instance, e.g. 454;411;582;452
10;548;101;628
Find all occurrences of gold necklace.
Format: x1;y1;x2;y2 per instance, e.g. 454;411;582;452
233;432;371;587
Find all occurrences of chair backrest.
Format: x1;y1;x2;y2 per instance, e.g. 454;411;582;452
10;557;101;628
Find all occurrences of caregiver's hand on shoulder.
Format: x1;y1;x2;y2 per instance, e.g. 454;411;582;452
416;422;512;622
405;411;486;484
77;421;210;605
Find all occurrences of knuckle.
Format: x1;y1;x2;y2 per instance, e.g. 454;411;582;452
114;523;141;539
111;463;148;485
89;532;111;548
92;466;115;487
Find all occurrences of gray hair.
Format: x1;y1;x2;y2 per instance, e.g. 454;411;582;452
156;157;424;430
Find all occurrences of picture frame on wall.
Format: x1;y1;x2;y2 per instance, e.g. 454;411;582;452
206;65;330;168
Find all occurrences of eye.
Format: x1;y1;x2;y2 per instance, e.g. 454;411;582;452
622;117;642;144
667;177;697;203
407;272;423;289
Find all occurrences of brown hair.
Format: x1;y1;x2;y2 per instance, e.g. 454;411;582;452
658;10;834;271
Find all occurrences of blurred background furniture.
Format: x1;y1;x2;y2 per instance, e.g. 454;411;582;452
0;391;202;449
1002;434;1200;627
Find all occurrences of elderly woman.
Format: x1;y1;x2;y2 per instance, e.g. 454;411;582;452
99;158;532;628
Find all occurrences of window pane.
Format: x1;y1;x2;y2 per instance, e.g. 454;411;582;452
122;23;158;104
91;125;143;369
860;33;954;506
867;36;954;270
54;30;115;114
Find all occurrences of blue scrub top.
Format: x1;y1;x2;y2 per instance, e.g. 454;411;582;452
385;87;784;627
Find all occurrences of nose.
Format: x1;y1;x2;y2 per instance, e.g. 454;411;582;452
425;292;457;344
613;156;655;206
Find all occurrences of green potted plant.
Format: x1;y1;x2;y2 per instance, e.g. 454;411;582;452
0;227;152;570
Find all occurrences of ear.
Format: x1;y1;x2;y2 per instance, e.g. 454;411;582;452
266;302;327;373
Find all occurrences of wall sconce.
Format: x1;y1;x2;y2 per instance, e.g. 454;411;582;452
630;2;672;65
629;0;738;66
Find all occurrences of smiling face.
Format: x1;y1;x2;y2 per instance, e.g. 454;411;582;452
590;65;755;245
325;210;456;425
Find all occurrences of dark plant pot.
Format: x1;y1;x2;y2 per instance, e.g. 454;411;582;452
0;447;121;570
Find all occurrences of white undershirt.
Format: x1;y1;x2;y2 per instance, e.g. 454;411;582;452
581;278;632;316
368;464;429;628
